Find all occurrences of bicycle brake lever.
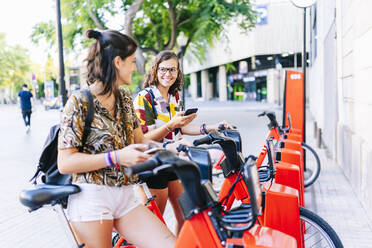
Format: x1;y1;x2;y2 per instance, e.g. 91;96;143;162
218;124;226;130
177;144;188;153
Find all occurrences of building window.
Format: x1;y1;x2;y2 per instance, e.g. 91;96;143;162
209;67;219;98
196;71;202;98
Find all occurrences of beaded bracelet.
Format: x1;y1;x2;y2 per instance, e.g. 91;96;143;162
104;150;121;169
114;151;120;168
113;151;120;169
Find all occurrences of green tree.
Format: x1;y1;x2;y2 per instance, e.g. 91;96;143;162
0;33;31;100
31;0;256;84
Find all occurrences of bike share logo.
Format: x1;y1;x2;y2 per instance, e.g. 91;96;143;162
290;74;302;80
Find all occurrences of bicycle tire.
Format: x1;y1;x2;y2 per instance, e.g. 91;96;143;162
301;142;321;188
299;207;343;248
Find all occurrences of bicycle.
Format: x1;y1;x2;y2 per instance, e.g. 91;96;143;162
20;150;297;248
258;111;321;187
191;130;343;248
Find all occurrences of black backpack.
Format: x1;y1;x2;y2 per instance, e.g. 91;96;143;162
30;90;94;185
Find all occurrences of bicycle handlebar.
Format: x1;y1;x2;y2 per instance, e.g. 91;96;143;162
193;135;213;146
124;157;158;177
257;111;280;130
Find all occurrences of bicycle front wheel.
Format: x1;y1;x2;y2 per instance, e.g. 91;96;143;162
300;207;343;248
302;142;321;188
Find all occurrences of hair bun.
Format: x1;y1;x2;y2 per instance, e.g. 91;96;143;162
85;29;102;40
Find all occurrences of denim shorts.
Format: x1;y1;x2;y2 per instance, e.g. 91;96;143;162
67;183;141;222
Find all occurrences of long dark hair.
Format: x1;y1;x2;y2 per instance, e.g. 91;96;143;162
85;29;137;99
142;50;183;95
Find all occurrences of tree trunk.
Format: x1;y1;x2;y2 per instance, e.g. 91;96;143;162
123;0;146;75
164;0;177;51
88;10;107;30
136;47;146;75
123;0;144;36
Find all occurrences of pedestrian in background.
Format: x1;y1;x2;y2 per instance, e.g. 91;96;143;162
18;83;33;132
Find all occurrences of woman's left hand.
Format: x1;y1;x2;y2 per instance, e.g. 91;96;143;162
206;120;233;133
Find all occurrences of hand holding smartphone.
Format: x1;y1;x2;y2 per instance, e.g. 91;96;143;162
184;108;198;116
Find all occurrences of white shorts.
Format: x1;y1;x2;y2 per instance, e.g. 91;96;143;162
67;183;141;222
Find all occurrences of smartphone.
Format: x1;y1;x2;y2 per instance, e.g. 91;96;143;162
184;108;198;116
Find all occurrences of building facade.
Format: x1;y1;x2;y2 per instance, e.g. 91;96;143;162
184;0;372;223
308;0;372;222
183;0;307;103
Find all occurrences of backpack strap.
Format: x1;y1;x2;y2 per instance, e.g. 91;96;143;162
144;88;158;118
79;89;94;152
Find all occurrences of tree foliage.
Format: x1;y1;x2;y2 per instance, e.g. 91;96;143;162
0;34;31;97
31;0;256;77
135;0;255;57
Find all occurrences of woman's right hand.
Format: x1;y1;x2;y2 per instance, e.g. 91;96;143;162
117;144;151;167
167;112;197;130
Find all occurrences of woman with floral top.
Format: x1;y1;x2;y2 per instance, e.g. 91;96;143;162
57;30;175;248
134;50;231;234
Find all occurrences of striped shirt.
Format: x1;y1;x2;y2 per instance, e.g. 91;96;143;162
133;85;183;142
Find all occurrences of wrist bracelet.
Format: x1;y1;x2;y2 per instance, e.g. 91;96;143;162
110;151;117;165
104;152;110;167
164;124;172;132
113;150;120;169
114;151;120;168
104;151;114;167
200;123;208;135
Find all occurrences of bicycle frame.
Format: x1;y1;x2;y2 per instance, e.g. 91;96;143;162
255;126;305;208
217;166;303;247
19;152;297;248
198;131;304;247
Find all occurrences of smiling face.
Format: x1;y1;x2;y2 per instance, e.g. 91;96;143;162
115;51;137;86
156;58;179;90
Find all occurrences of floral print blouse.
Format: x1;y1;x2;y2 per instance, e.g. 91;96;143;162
133;85;183;142
58;87;140;187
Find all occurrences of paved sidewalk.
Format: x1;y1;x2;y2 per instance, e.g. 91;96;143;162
0;105;71;248
303;128;372;248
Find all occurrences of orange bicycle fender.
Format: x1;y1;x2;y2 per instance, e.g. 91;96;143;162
243;224;297;248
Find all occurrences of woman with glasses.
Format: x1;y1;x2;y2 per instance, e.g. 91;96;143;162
133;50;231;234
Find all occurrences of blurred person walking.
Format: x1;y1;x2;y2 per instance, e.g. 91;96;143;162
18;84;33;132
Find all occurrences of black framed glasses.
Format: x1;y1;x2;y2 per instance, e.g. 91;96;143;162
158;67;178;75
